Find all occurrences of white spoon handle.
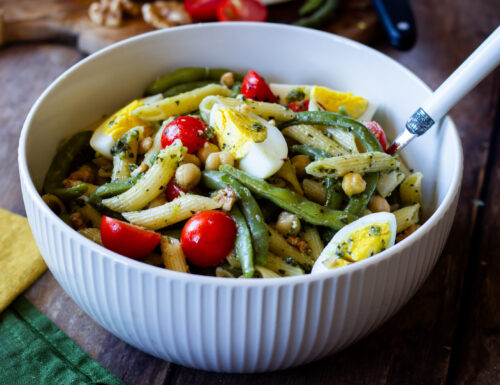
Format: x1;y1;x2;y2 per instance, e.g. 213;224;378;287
388;26;500;154
422;25;500;122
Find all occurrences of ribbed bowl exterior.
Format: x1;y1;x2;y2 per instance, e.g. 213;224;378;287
21;179;459;372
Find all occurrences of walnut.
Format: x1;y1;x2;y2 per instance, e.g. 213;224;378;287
396;224;420;243
89;0;123;27
142;1;192;29
70;213;88;230
286;236;311;254
67;165;95;184
213;185;238;212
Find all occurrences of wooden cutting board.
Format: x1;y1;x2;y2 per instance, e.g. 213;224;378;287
0;0;379;54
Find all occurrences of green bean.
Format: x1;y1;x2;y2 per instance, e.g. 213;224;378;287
291;144;344;209
230;205;255;278
202;171;269;265
220;165;357;230
145;67;244;96
299;0;324;16
162;81;216;97
43;131;93;199
280;111;383;152
88;174;142;206
282;111;383;215
291;144;331;160
293;0;339;29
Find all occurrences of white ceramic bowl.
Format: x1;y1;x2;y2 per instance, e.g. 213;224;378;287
19;23;462;373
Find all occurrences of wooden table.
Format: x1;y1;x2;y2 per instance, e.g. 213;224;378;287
1;1;499;383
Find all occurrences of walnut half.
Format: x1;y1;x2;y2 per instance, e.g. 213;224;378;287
89;0;141;27
142;1;193;29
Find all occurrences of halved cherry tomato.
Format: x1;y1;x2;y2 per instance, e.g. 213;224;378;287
217;0;267;22
241;70;278;103
288;99;310;112
166;179;187;201
161;116;208;153
185;0;224;20
181;210;237;267
363;120;387;151
100;216;161;259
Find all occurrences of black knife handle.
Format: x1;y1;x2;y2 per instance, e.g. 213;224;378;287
372;0;417;50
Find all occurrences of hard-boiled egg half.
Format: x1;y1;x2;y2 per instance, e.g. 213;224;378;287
209;103;288;178
270;83;378;121
312;212;397;273
90;94;161;158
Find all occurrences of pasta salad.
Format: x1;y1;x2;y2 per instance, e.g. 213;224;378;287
41;67;423;278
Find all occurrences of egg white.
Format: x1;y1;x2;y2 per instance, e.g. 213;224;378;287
312;212;397;273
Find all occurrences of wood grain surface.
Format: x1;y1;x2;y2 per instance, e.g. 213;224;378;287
1;0;499;384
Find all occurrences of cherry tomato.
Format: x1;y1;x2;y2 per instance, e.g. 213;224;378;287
241;70;278;103
184;0;224;20
100;216;161;259
166;179;187;201
288;99;310;112
181;210;237;267
217;0;267;22
363;120;387;151
161;116;208;153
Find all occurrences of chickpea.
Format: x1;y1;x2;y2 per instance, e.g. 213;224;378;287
220;72;235;88
197;142;219;165
291;155;311;178
175;163;201;190
138;136;153;154
275;212;301;237
341;172;366;196
179;153;201;167
368;195;391;212
205;151;234;171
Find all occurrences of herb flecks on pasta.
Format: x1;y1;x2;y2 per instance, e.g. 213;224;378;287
41;67;425;278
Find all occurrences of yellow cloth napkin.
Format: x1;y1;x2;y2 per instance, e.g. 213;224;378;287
0;208;47;312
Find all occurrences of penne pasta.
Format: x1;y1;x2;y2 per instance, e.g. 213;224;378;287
394;203;420;233
161;236;189;273
267;225;314;266
78;204;102;228
276;159;303;194
302;226;323;261
133;84;231;121
255;265;281;278
306;152;399;178
302;179;326;205
400;172;423;205
324;126;359;153
282;124;348;156
78;228;102;245
103;141;185;212
111;127;141;182
376;170;406;198
265;252;305;276
122;195;221;230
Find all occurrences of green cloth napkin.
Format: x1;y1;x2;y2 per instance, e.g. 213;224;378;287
0;296;122;385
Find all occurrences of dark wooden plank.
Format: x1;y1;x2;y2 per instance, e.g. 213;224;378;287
448;83;500;384
168;1;500;384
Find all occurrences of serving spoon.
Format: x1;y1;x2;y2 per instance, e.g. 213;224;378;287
387;26;500;155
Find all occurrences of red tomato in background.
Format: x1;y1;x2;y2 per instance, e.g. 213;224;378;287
100;216;161;259
184;0;224;20
241;70;278;103
217;0;267;22
181;211;237;267
166;179;187;201
288;100;309;112
363;120;388;151
161;116;208;153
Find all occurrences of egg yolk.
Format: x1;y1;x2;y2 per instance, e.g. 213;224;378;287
102;100;146;141
212;106;267;159
334;222;392;263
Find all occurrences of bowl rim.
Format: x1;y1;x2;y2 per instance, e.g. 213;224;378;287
18;22;463;287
